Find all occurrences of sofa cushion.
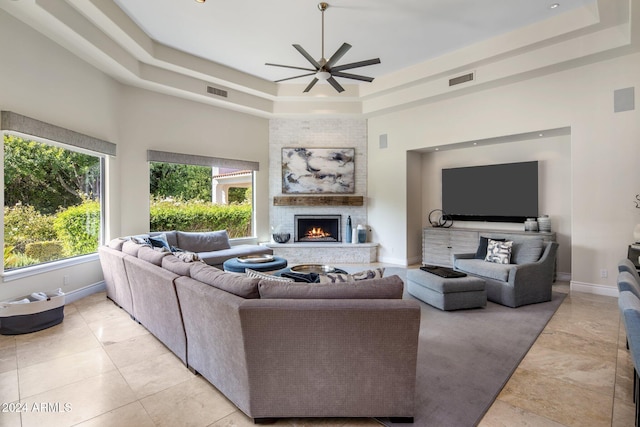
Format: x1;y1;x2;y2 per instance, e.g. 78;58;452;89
108;238;126;251
137;246;171;266
190;262;260;299
511;239;544;264
485;240;513;264
258;275;404;299
455;259;510;282
122;240;144;257
177;230;231;252
162;255;193;277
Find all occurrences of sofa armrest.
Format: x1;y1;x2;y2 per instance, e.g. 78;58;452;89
452;252;475;268
507;242;558;305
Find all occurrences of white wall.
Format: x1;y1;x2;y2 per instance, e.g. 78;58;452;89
116;87;269;239
419;135;572;276
0;10;269;300
368;52;640;291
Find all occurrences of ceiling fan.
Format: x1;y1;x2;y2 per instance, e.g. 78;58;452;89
266;2;380;93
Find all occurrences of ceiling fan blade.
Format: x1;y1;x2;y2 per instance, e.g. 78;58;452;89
331;71;374;82
275;73;316;83
303;78;319;93
326;76;345;93
325;43;352;69
331;58;381;72
293;44;321;69
266;63;316;72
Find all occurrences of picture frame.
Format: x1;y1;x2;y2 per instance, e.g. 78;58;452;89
282;147;355;194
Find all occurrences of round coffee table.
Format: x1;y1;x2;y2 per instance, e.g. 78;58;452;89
222;256;288;273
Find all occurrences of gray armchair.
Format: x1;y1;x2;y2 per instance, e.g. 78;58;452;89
453;238;558;308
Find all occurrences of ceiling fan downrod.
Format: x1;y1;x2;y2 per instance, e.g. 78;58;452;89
319;2;328;62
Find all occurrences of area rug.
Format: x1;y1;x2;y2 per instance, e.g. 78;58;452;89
342;266;566;427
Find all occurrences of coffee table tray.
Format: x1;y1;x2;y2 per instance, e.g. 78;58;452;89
236;254;275;263
290;264;336;274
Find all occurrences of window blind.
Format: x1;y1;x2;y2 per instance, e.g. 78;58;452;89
1;111;116;156
147;149;259;171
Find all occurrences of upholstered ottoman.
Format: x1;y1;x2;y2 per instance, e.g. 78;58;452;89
406;269;486;311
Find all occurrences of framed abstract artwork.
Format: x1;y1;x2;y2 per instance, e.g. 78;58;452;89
282;147;355;194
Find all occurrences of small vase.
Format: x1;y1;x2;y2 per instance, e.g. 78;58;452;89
634;224;640;242
537;215;551;232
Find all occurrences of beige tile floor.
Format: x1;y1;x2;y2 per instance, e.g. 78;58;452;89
0;281;633;427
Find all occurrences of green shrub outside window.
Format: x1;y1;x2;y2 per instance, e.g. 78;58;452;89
3;135;103;271
149;162;253;238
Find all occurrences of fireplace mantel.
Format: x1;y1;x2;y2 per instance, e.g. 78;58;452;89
273;196;364;206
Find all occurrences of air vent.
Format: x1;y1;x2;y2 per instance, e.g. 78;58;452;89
206;86;228;98
449;72;474;87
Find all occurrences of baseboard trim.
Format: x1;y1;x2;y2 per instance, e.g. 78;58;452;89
570;280;618;297
378;255;409;266
64;281;106;304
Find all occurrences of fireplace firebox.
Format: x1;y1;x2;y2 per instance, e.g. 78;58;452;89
294;215;341;243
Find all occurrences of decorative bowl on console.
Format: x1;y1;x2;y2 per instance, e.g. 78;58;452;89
272;232;291;243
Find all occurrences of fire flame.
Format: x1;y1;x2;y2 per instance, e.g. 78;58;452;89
306;227;331;239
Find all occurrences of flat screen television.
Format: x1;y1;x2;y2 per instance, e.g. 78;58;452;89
442;161;538;223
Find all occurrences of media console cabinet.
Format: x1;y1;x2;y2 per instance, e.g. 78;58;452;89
422;227;556;267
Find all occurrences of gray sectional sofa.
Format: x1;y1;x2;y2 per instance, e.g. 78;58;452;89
98;232;420;423
452;233;558;308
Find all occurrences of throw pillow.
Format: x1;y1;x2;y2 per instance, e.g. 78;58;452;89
474;237;506;259
352;267;385;280
148;233;171;251
485;239;513;264
318;268;385;283
174;251;200;263
246;268;294;283
319;273;354;283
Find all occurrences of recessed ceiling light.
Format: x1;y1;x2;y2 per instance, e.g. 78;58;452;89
549;3;560;9
195;0;205;3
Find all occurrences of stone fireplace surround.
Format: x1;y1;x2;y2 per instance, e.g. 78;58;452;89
268;119;377;264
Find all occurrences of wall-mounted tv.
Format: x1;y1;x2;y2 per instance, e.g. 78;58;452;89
442;161;538;223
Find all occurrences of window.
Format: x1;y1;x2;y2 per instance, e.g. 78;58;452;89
3;134;104;271
1;111;115;274
147;150;259;238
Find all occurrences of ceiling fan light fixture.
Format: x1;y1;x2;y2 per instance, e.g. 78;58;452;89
315;71;331;80
266;2;380;93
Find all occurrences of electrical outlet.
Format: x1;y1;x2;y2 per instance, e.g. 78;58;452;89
600;269;608;278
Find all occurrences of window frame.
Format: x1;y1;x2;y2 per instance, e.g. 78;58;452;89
1;111;114;280
147;150;259;239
